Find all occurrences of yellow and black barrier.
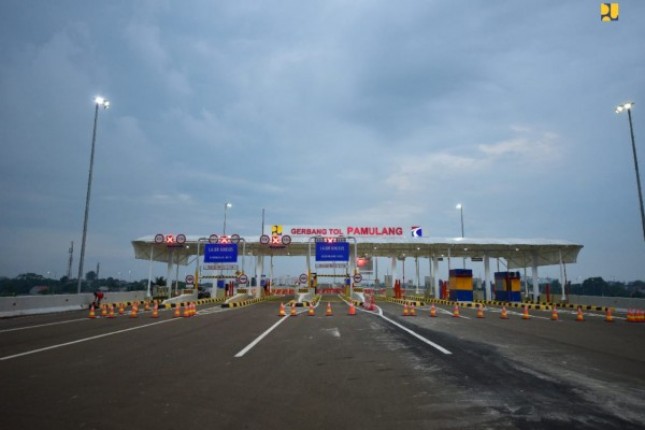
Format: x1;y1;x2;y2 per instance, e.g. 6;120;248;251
381;296;613;313
287;295;322;307
161;297;226;309
384;297;425;307
221;297;264;308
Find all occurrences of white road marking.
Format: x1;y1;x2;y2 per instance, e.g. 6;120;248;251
234;301;323;358
376;307;452;355
486;307;558;321
0;318;88;333
234;316;291;358
345;299;452;355
0;318;179;361
504;310;551;320
323;327;341;338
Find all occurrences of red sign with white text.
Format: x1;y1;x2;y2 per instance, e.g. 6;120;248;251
286;226;404;237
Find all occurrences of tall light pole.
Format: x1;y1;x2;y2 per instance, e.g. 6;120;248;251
456;203;465;238
77;96;110;294
223;202;232;235
456;203;465;268
616;101;645;241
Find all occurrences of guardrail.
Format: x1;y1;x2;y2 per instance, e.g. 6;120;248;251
0;292;148;318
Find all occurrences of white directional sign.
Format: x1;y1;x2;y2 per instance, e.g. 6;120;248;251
202;264;239;271
315;263;348;269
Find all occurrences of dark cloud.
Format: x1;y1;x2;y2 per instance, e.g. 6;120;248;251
0;1;644;281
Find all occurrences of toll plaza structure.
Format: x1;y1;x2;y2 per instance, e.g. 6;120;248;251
131;225;583;302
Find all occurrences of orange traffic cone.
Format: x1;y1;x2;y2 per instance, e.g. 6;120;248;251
144;301;150;312
151;302;159;318
100;305;108;317
129;304;138;318
290;304;297;317
575;306;584;322
118;303;125;315
278;303;286;317
409;303;417;316
476;304;485;319
500;306;509;319
173;305;181;318
107;304;115;319
452;304;460;318
183;303;191;318
522;305;530;320
638;309;645;323
308;304;315;316
402;303;409;316
551;305;559;321
605;308;614;323
348;303;356;316
326;302;333;316
88;305;96;319
429;303;437;317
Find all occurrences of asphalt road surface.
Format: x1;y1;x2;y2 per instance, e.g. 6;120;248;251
1;297;644;429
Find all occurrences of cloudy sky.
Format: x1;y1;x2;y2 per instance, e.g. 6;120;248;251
1;0;644;283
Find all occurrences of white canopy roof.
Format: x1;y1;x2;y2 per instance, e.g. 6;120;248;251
131;235;583;270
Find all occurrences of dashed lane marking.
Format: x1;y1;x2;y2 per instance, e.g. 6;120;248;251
234;302;321;358
234;317;290;358
0;318;180;362
0;318;88;333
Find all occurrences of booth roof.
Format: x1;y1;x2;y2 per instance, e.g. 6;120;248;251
131;235;583;270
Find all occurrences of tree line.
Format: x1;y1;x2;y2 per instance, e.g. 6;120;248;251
1;272;643;298
0;272;163;297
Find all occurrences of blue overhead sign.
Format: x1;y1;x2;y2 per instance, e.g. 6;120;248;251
204;243;238;263
315;242;349;262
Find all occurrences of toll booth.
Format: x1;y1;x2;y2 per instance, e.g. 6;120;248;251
494;271;521;302
449;269;473;301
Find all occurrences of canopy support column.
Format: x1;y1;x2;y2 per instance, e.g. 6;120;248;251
559;249;568;302
147;246;154;298
531;253;539;302
390;257;396;286
255;256;264;298
433;258;440;299
484;254;491;301
415;256;420;295
166;248;173;298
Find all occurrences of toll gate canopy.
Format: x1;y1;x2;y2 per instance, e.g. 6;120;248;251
131;234;583;269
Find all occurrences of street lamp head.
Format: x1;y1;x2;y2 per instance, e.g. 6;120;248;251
456;203;462;210
94;96;110;109
225;202;232;208
616;101;634;114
